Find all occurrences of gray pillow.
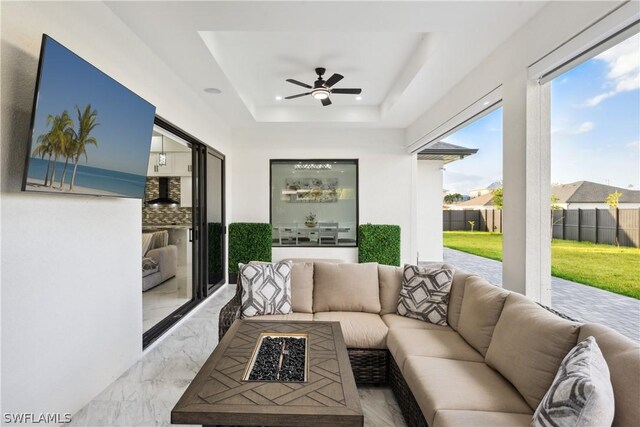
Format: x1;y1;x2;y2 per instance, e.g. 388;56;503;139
533;336;614;427
397;265;453;326
240;261;293;318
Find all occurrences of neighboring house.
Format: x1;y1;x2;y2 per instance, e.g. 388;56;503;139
451;180;640;211
449;192;496;210
552;181;640;209
469;180;502;198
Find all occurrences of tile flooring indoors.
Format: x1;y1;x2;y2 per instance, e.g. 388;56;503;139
143;265;192;333
72;284;406;426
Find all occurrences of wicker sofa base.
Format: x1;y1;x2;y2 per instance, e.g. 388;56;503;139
390;355;428;427
348;348;389;385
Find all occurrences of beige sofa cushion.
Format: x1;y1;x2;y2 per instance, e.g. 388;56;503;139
457;277;509;356
388;328;483;371
446;270;474;331
290;262;314;313
378;264;403;315
433;410;532;427
382;313;450;331
247;313;314;321
404;356;532;426
485;292;580;409
313;312;388;349
313;262;381;313
579;323;640;427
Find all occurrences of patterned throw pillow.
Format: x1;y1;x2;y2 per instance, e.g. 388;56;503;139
533;336;614;427
240;261;293;318
397;265;454;325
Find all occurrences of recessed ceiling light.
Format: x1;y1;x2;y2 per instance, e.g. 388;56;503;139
355;96;362;101
204;88;222;94
275;96;283;101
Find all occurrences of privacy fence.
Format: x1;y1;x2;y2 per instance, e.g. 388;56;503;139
443;208;640;248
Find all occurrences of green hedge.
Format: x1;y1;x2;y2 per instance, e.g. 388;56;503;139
228;222;272;274
208;222;224;284
358;224;401;266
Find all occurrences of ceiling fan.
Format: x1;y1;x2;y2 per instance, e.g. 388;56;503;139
285;67;362;106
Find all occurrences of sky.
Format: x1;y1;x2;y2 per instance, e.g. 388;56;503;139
29;36;156;176
443;33;640;195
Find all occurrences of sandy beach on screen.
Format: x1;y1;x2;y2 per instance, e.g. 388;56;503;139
26;178;122;197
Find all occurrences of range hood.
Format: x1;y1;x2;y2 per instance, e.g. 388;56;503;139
147;177;180;206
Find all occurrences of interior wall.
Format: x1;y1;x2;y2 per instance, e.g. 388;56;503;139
1;1;230;419
231;127;415;264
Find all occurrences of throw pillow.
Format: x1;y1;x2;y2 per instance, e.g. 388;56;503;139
532;336;614;427
397;265;454;325
240;261;293;318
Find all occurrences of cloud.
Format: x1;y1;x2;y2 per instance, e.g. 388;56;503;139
552;121;595;136
584;34;640;106
626;140;640;152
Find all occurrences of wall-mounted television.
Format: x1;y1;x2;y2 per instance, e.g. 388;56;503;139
22;34;156;199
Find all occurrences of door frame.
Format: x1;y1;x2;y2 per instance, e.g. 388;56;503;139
142;116;225;349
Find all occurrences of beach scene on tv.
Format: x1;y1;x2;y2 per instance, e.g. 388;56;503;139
25;36;155;198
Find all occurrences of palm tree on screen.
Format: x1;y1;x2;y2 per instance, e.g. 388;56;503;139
32;129;54;186
57;126;77;188
34;111;74;187
69;105;99;191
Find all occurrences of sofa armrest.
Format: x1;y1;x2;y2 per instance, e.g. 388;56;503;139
219;281;242;341
146;245;178;281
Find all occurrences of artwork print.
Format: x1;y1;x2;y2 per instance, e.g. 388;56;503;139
284;178;338;203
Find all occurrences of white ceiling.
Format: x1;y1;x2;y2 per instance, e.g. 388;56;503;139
106;1;548;128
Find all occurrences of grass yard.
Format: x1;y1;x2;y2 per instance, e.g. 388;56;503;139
443;231;640;299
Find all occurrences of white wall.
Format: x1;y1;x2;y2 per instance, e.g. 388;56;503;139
231;127;415;264
1;1;230;419
417;161;444;262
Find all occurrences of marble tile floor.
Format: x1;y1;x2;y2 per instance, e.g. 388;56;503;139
442;247;640;342
143;265;192;333
72;284;406;427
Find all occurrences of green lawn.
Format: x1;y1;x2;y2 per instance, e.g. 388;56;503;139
443;231;640;299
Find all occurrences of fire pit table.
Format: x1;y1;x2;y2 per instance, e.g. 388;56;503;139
171;320;363;427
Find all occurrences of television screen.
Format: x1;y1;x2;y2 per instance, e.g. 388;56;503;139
22;35;156;199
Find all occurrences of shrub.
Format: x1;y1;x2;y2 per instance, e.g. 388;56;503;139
208;222;224;283
228;222;272;274
358;224;401;266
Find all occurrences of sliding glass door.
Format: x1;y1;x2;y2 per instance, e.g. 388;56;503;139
205;149;225;294
142;117;225;348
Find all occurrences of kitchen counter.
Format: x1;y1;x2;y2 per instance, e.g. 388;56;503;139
143;224;191;230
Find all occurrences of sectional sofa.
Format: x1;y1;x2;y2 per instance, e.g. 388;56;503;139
219;260;639;427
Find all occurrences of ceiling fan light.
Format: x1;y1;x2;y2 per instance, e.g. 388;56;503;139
312;89;329;100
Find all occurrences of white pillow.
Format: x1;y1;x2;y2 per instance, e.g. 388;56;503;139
239;261;292;318
397;265;453;325
532;336;614;427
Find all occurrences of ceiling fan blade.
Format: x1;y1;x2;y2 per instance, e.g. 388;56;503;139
321;97;332;106
284;92;311;99
286;79;312;89
324;73;344;88
331;88;362;95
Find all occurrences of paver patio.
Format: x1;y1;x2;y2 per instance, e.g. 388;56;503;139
441;248;640;342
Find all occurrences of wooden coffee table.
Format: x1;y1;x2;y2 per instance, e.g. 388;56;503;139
172;320;363;427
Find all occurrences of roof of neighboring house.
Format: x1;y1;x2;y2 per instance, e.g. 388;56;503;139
552;181;640;204
418;141;478;164
454;192;496;207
